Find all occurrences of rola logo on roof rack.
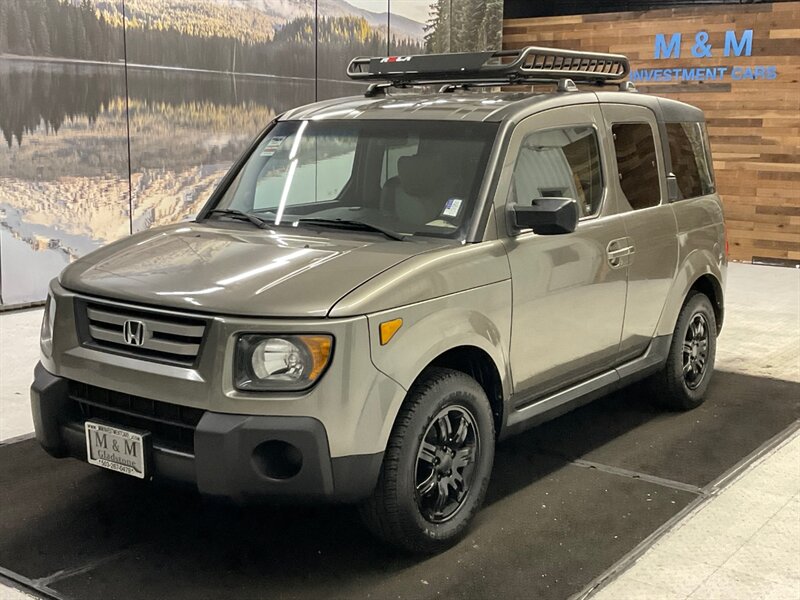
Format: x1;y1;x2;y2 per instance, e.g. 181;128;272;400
347;46;631;92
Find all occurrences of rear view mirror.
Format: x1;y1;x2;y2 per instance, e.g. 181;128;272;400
510;198;579;235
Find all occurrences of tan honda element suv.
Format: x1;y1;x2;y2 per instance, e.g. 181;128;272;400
33;47;726;553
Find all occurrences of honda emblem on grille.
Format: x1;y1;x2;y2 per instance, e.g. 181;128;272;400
122;320;146;346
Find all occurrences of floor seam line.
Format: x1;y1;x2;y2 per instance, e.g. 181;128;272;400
0;432;35;447
686;562;724;599
32;549;132;587
567;458;706;495
727;491;796;553
0;567;66;600
707;421;800;492
534;451;706;495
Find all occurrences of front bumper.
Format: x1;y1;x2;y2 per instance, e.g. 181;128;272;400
42;280;407;460
31;363;383;503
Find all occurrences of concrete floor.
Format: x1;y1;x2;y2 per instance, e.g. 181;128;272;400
0;262;797;599
0;307;42;441
0;584;34;600
714;263;800;383
592;430;800;600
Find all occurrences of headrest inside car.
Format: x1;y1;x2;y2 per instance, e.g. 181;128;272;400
398;153;446;197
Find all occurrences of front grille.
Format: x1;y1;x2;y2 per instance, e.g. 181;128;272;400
68;380;204;453
77;300;207;367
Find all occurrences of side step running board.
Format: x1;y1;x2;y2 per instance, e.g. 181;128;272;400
502;335;672;438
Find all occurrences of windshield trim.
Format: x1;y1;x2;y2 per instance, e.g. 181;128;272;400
196;116;280;223
463;115;515;244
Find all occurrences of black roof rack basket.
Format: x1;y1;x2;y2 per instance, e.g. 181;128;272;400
347;46;630;88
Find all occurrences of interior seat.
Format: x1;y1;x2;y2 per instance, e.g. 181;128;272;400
380;152;462;225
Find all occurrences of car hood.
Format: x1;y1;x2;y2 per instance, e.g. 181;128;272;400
59;222;445;317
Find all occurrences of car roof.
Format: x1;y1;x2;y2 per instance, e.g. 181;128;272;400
280;89;705;124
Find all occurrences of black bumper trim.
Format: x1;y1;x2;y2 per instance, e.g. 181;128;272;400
194;412;337;502
31;362;70;458
31;363;382;503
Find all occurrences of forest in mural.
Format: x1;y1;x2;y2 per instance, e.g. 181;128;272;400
424;0;503;53
0;0;502;305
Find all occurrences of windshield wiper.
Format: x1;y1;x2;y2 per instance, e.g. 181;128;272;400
295;218;406;241
206;208;271;229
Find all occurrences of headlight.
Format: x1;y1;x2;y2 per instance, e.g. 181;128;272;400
40;293;56;358
235;334;333;391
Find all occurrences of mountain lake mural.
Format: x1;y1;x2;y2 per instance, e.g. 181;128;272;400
0;0;503;306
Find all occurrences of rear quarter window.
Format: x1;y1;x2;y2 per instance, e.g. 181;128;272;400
666;122;716;199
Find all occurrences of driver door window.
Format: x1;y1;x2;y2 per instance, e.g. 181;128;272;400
509;126;604;219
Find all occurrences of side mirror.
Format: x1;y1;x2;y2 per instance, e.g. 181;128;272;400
510;198;579;235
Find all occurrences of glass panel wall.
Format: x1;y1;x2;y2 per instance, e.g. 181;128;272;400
0;0;503;306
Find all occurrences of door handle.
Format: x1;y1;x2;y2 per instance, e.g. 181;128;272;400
606;238;635;268
607;246;634;258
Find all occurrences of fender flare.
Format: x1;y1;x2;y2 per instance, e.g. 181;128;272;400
367;302;512;449
370;307;510;391
655;248;725;337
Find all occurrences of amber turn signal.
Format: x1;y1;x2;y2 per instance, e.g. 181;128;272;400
379;318;403;345
300;335;334;381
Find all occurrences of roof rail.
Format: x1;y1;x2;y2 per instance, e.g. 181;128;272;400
347;47;630;91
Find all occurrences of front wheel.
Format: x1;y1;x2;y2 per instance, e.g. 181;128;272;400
359;368;495;554
649;291;717;410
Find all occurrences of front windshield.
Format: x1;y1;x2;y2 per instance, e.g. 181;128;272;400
210;119;498;239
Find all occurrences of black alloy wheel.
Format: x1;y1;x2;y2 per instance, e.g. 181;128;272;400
649;291;717;411
360;368;495;554
683;312;710;390
415;406;480;524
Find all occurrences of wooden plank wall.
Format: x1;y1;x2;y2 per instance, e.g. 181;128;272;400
504;2;800;264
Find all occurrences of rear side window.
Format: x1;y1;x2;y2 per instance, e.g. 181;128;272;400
666;122;715;199
509;126;604;218
611;123;661;210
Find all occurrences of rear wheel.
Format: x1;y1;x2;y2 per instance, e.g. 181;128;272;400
359;368;495;554
650;291;717;410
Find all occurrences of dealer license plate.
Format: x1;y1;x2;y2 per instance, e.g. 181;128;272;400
85;421;148;479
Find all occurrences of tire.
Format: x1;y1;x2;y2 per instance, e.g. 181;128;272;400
359;367;495;554
650;291;717;411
